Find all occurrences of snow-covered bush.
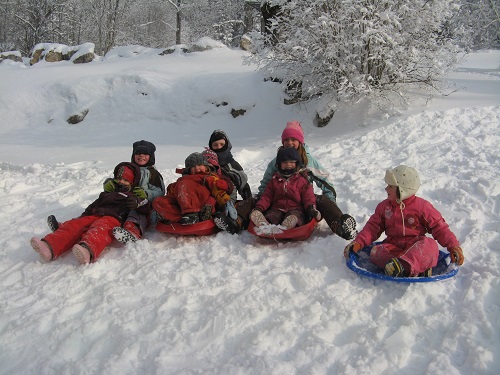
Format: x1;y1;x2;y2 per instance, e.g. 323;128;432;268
247;0;466;115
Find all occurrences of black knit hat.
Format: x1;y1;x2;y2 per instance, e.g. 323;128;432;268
132;140;156;166
185;152;209;169
209;130;229;152
276;147;301;165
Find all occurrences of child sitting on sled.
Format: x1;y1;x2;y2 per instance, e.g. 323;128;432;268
343;165;464;277
30;162;150;265
250;147;321;230
152;152;233;225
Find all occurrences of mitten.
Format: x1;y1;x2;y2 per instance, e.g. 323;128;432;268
103;179;116;192
213;190;231;206
124;196;139;210
306;204;322;222
133;187;147;199
166;182;176;195
225;201;238;220
250;209;269;227
221;175;234;195
215;179;229;192
343;241;362;258
448;246;464;265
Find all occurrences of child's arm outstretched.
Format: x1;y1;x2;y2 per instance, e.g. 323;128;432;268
423;202;464;265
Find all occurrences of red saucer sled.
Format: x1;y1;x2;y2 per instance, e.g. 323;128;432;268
156;219;219;236
247;219;317;241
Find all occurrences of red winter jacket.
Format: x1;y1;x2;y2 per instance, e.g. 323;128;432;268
255;171;316;213
355;195;460;249
166;172;232;207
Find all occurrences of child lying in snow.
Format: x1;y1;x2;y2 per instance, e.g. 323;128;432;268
31;162;150;265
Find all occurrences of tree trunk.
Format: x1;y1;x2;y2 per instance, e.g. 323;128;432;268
176;0;181;44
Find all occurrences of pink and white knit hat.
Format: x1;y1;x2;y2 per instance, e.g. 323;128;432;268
281;121;304;144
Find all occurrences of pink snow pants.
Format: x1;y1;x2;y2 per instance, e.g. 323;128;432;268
369;236;439;276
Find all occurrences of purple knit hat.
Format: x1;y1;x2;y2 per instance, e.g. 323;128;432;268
281;121;304;144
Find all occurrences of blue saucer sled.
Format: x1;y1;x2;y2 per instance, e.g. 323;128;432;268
346;244;459;283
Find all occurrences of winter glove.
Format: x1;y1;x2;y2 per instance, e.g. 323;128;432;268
343;242;362;258
250;209;269;227
124;196;139;210
448;246;464;265
133;187;147;199
306;204;322;222
225;200;238;220
103;179;116;192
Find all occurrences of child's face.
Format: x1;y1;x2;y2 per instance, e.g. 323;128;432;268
282;138;301;150
386;185;398;201
211;139;226;150
280;160;297;170
190;165;208;174
116;178;132;192
134;153;150;166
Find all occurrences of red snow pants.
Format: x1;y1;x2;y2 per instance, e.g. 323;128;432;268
43;215;120;261
153;180;215;222
369;236;439;276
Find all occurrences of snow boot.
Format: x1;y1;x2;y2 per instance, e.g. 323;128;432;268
384;258;406;277
47;215;59;232
337;214;357;240
281;215;298;230
234;196;256;230
72;243;92;265
214;212;241;234
250;210;269;227
113;221;141;244
199;204;213;222
30;237;53;262
419;268;432;277
156;212;170;224
179;212;199;225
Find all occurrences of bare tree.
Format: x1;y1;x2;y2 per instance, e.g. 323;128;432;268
454;0;500;50
83;0;134;55
159;0;184;44
11;0;70;54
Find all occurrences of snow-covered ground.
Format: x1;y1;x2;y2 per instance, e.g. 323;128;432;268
0;42;499;374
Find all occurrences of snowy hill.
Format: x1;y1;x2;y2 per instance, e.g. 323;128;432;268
0;43;499;374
